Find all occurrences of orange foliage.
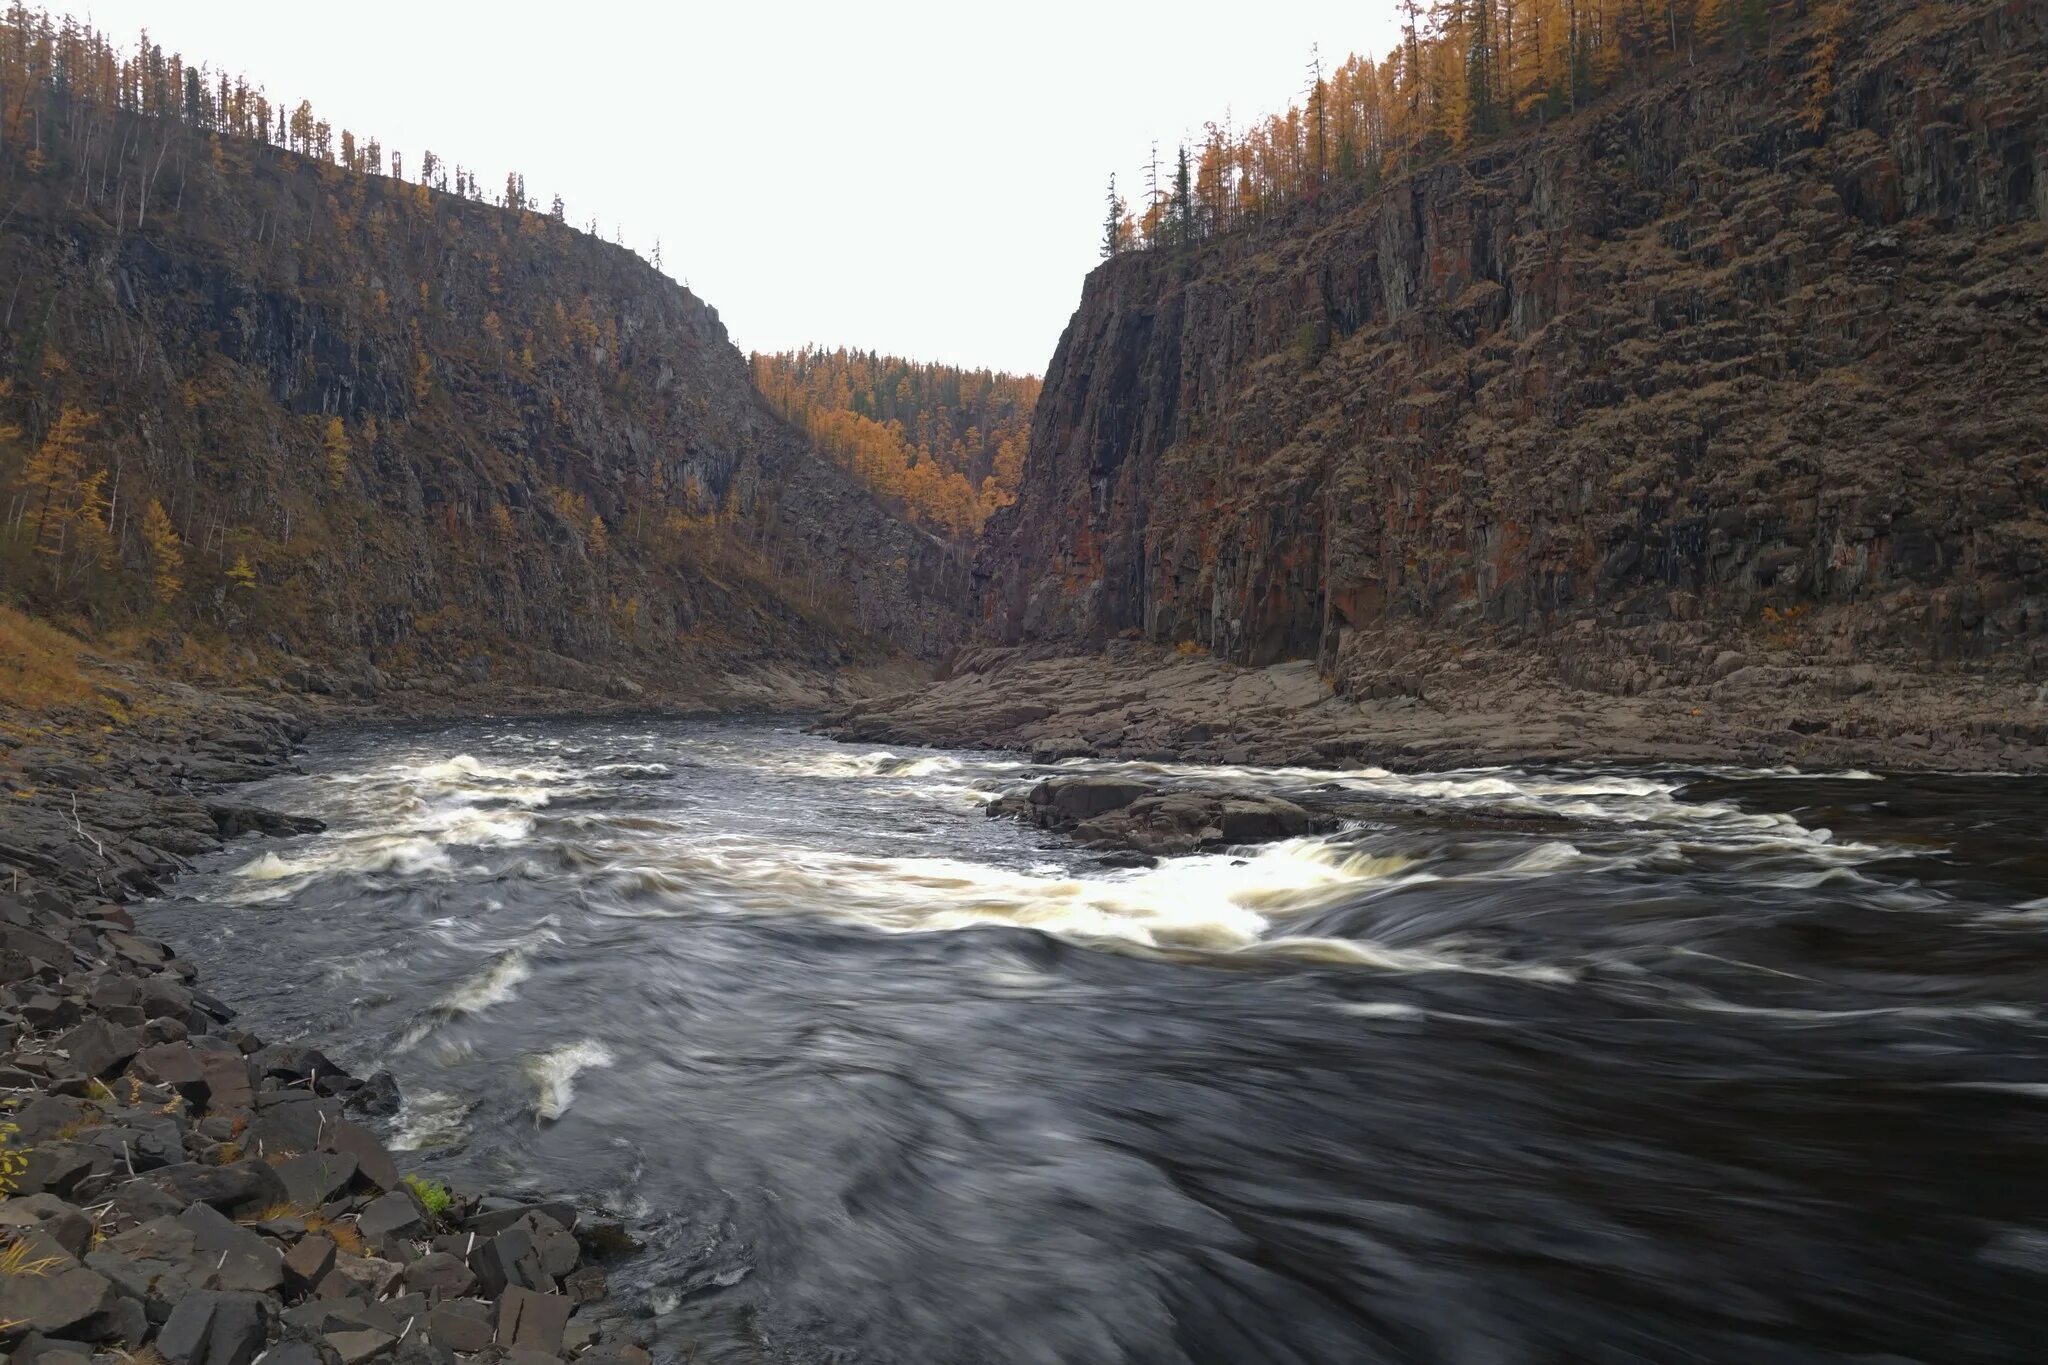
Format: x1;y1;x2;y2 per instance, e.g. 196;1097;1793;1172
752;347;1036;540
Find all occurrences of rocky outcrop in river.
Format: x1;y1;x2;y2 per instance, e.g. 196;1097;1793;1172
971;0;2048;719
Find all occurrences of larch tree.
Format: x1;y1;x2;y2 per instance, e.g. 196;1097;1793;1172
140;497;182;603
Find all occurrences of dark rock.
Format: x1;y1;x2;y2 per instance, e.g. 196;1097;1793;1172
15;1142;99;1197
400;1251;477;1303
278;1151;359;1208
323;1329;396;1365
206;805;325;840
466;1199;579;1237
144;1160;287;1216
570;1219;640;1263
0;1247;121;1339
469;1226;549;1297
356;1192;424;1246
132;1040;212;1104
12;1096;100;1145
0;1193;93;1257
562;1265;606;1306
197;1050;257;1111
424;1301;495;1353
283;1232;339;1291
390;1337;455;1365
158;1290;273;1365
341;1071;401;1117
321;1121;400;1193
257;1344;337;1365
324;1254;405;1299
176;1201;286;1293
495;1288;571;1354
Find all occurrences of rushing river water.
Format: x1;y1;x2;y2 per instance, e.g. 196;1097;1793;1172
146;718;2048;1364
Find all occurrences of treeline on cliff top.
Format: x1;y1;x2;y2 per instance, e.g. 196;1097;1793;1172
0;3;934;683
1106;0;1831;252
751;349;1037;541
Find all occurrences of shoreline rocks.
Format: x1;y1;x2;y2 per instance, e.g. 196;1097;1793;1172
0;685;654;1365
822;643;2048;774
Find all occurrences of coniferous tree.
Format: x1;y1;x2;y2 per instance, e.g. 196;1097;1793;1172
1101;174;1126;258
140;498;182;603
1172;146;1194;245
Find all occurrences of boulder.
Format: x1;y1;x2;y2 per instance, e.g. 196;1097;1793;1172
0;1243;123;1339
283;1232;339;1291
278;1151;359;1208
495;1287;572;1354
158;1290;273;1365
0;1193;93;1257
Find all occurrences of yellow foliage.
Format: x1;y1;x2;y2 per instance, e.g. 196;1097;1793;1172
141;498;184;603
0;606;95;713
227;553;258;589
322;415;350;490
751;348;1037;538
0;1121;27;1195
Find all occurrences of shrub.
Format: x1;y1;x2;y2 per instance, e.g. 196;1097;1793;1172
404;1173;454;1222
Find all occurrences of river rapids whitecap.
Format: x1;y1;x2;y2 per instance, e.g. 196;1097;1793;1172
147;718;2048;1364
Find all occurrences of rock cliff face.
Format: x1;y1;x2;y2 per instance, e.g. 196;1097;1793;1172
980;0;2048;701
0;109;965;698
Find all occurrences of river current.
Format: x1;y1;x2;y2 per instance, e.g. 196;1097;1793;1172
145;718;2048;1364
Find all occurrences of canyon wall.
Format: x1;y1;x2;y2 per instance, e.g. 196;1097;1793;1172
0;107;966;700
980;0;2048;699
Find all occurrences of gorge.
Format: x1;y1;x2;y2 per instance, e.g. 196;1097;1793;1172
2;1;2047;1363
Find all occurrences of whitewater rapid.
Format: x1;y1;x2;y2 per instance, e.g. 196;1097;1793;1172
145;719;2048;1364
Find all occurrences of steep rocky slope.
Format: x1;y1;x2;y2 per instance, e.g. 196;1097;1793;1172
977;0;2047;708
0;105;964;704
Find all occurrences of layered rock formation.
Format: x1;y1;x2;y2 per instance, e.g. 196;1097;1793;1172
0;107;965;701
977;0;2048;708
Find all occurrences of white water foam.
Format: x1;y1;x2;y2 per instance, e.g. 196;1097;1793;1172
527;1039;616;1121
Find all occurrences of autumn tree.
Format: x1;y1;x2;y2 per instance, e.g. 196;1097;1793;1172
322;415;349;489
140;497;182;603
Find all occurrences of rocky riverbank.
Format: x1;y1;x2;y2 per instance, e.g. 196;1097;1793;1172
0;668;657;1365
823;642;2048;773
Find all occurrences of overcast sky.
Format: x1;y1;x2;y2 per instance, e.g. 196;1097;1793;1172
86;1;1403;375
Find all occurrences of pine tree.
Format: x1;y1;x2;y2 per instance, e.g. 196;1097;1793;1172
1101;174;1126;258
1172;146;1194;246
227;552;257;589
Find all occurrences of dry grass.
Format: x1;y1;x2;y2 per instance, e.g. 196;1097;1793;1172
304;1214;368;1256
0;1235;67;1278
0;604;92;713
240;1201;316;1225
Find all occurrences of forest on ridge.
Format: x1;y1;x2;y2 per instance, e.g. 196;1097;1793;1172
1106;0;1825;251
751;349;1037;540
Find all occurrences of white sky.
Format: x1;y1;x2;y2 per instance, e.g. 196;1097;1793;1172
95;2;1404;375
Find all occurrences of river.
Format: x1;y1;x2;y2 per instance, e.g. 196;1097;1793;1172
144;718;2048;1364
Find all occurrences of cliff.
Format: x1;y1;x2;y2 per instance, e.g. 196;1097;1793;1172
978;0;2048;703
0;104;965;704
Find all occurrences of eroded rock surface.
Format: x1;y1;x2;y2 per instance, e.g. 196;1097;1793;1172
972;0;2048;720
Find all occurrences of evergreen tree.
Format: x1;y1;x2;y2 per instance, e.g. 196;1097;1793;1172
1101;174;1126;258
1172;146;1194;246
